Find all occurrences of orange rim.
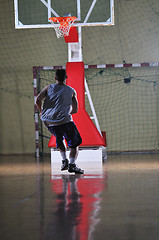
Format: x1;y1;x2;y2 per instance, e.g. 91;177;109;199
49;16;77;23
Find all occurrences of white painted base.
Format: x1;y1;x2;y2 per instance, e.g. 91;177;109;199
50;147;107;175
51;147;103;163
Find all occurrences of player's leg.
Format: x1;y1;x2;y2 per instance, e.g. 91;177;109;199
48;126;69;171
58;141;69;171
69;146;78;164
63;122;84;174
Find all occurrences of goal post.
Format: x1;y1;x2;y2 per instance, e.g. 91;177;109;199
33;62;159;157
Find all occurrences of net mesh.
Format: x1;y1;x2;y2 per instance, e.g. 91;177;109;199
36;66;159;155
49;17;77;38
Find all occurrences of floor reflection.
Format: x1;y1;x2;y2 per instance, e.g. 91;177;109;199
47;173;106;240
0;155;159;240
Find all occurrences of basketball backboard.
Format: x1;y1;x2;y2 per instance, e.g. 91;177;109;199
14;0;114;29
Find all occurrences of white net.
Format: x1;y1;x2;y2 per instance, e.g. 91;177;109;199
50;17;77;38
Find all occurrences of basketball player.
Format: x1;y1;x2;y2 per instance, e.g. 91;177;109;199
36;69;84;174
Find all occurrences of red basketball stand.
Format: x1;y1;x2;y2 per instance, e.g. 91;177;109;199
48;25;107;166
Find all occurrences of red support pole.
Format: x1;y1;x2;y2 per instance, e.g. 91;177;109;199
48;62;106;148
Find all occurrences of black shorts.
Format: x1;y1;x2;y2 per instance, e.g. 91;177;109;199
48;122;82;148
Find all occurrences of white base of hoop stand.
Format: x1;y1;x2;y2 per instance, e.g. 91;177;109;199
51;147;107;175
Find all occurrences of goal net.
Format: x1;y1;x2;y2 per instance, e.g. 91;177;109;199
34;64;159;156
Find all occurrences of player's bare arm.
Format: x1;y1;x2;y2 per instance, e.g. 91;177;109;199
36;86;49;113
70;91;78;114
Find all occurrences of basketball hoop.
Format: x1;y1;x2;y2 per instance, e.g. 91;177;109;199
49;16;77;38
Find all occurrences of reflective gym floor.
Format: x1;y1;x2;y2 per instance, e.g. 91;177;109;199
0;154;159;240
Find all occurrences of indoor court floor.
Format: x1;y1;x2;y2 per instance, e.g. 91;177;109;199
0;153;159;240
